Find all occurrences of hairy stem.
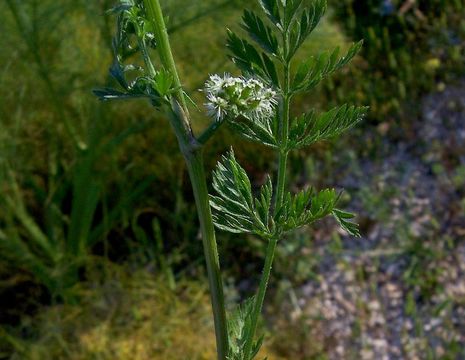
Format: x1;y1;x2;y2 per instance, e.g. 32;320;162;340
142;1;229;358
184;149;229;360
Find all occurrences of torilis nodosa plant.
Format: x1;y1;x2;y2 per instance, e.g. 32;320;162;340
95;0;367;358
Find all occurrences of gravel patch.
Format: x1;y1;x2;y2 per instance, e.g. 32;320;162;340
277;81;465;359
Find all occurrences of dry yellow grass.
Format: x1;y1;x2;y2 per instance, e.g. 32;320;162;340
3;262;283;360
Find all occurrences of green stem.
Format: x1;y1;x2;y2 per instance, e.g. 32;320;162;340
184;149;229;360
197;120;225;145
143;0;189;115
275;64;291;210
142;2;229;357
243;236;278;359
275;149;288;210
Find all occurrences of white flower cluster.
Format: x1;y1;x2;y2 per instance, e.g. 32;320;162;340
204;74;277;122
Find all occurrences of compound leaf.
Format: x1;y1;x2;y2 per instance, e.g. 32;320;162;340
283;0;304;30
152;69;174;96
287;0;327;59
227;297;264;360
276;188;339;232
275;189;361;236
288;104;368;150
211;151;274;238
227;30;280;86
292;40;363;93
228;115;279;149
258;0;282;29
332;209;361;237
242;10;280;56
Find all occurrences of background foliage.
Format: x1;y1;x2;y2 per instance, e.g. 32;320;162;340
330;0;465;122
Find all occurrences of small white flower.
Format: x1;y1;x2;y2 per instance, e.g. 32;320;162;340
203;74;277;122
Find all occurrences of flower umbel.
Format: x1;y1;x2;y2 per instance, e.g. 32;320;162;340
204;74;277;122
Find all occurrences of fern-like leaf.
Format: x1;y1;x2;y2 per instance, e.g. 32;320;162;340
274;188;361;236
287;0;327;60
228;115;279;149
258;0;282;30
242;10;280;56
283;0;305;30
332;209;361;237
210;150;274;238
287;104;368;150
292;41;363;93
227;297;264;360
227;30;280;86
276;188;340;232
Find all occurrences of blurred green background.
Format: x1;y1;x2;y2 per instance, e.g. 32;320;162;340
0;0;464;359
